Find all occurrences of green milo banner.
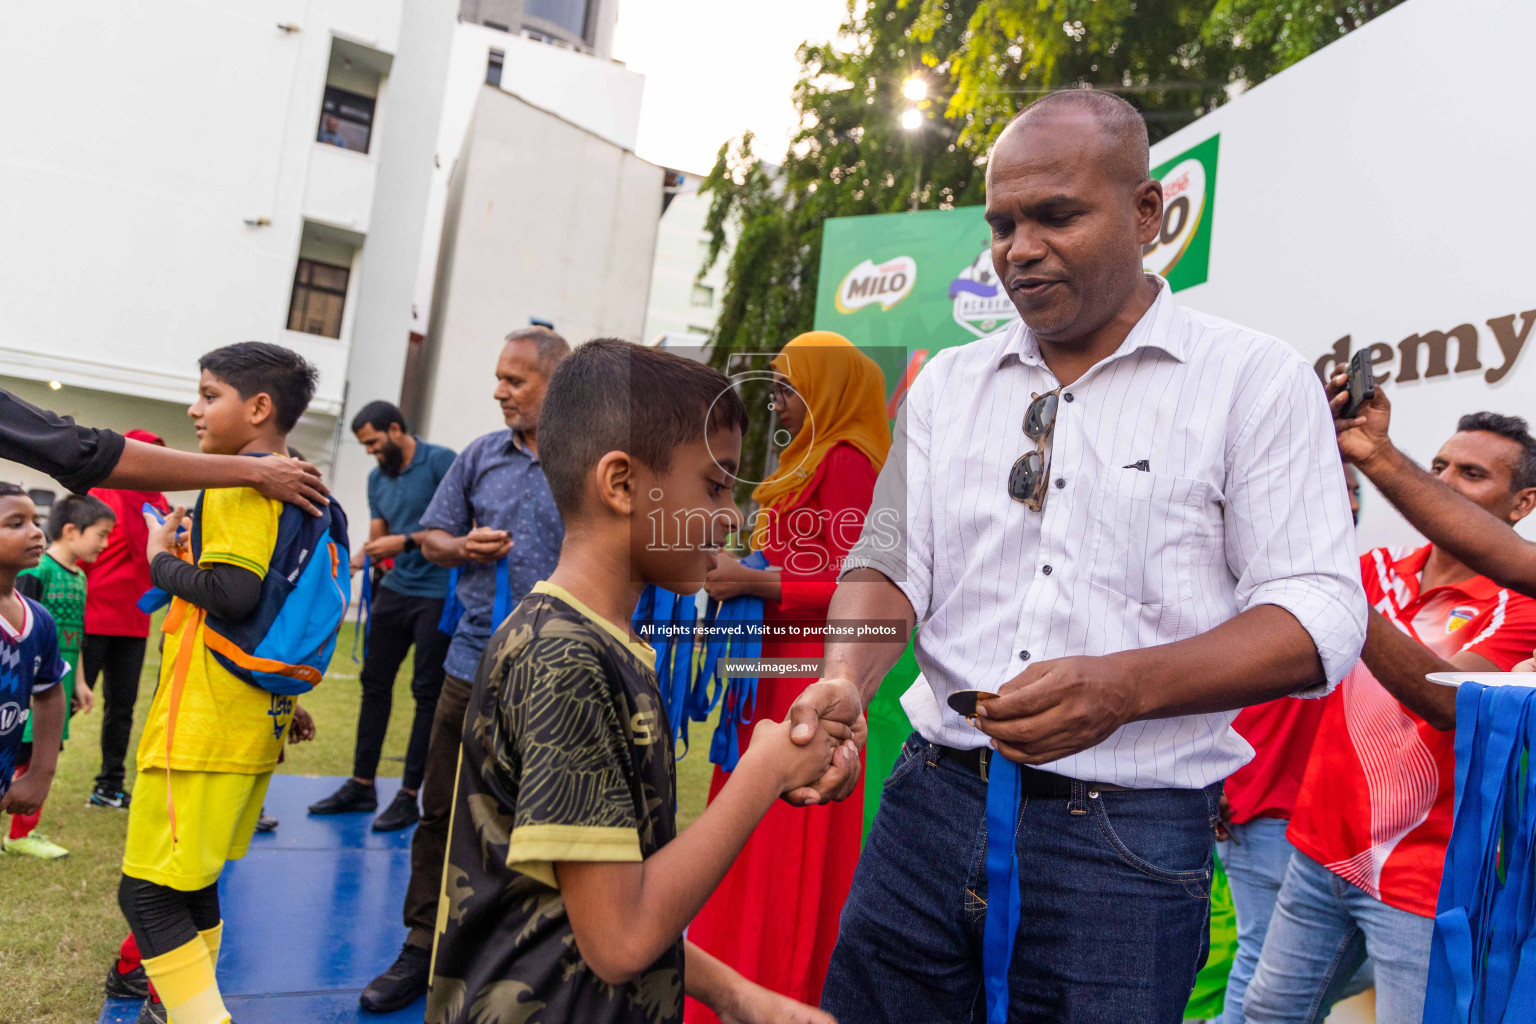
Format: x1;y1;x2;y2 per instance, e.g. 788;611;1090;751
814;133;1230;1018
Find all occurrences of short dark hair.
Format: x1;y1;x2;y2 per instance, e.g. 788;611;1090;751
351;400;408;435
0;483;25;500
199;342;319;434
538;339;750;518
1457;412;1536;491
504;326;572;374
47;493;115;542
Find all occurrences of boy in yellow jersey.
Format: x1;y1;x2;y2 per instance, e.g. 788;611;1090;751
119;342;321;1024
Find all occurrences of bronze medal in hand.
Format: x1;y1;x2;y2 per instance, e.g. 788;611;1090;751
947;688;1000;726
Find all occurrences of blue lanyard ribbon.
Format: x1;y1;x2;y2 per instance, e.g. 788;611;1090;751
136;502;178;614
492;556;511;629
437;556;510;637
438;566;464;635
351;555;372;662
982;753;1023;1024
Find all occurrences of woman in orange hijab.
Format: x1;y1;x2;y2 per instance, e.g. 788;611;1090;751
685;332;890;1022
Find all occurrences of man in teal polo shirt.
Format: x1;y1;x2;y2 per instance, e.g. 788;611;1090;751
307;401;457;832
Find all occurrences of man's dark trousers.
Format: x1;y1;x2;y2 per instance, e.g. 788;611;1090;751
402;669;473;946
353;586;450;792
822;734;1219;1023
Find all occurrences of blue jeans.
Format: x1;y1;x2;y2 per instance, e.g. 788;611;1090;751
1217;821;1373;1024
1244;851;1434;1024
822;735;1218;1024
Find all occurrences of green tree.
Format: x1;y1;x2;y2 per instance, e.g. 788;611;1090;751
702;0;1402;493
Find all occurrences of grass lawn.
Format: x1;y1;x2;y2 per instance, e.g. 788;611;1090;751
0;619;719;1024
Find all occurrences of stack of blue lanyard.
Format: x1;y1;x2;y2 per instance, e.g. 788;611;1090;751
631;551;769;770
631;585;699;754
437;557;511;637
701;550;768;771
1426;681;1536;1024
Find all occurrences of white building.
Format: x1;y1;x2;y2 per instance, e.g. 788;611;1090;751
0;0;652;545
643;171;731;354
411;86;662;450
0;0;458;520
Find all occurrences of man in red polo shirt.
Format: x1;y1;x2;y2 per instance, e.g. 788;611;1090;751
1214;465;1371;1024
82;429;170;809
1244;413;1536;1024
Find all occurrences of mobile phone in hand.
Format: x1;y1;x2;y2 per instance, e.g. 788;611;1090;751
1343;348;1376;419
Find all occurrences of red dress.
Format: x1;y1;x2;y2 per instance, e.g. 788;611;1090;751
684;443;877;1021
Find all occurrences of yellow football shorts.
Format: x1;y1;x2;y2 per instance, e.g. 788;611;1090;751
122;769;272;890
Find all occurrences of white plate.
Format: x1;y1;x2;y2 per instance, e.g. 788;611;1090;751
1426;672;1536;688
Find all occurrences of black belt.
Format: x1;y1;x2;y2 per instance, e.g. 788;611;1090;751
934;744;1130;793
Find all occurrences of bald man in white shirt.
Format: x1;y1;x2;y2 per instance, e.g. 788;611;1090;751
790;91;1368;1023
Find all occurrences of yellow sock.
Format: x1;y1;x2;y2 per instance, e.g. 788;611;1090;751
142;937;231;1024
198;921;223;969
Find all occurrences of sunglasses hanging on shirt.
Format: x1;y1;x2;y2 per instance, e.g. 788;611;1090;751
1007;387;1062;512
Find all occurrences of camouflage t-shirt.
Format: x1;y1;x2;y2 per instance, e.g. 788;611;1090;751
427;580;681;1024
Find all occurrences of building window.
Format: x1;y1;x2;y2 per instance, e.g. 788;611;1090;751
483;20;509;32
691;284;715;308
287;259;351;339
697;238;711;261
525;0;589;39
317;86;375;153
687;325;710;335
486;48;504;87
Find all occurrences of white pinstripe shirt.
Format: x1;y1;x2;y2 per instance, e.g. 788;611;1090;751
843;279;1368;789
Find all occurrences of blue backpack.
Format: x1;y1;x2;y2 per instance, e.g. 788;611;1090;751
182;495;351;696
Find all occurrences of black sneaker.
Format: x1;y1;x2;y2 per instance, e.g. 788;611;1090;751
372;790;420;832
360;942;431;1013
307;779;378;815
89;785;132;810
254;812;279;833
135;995;167;1024
105;962;150;1000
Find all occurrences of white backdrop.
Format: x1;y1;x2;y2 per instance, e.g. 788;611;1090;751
1148;0;1536;551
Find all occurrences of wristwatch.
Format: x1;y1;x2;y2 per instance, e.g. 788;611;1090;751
401;535;419;553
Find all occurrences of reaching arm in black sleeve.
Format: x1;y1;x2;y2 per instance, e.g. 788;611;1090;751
150;553;263;622
0;389;125;493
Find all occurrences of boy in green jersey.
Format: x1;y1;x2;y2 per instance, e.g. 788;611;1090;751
4;492;114;858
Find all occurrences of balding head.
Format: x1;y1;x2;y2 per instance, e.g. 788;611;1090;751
997;89;1150;187
983;88;1164;351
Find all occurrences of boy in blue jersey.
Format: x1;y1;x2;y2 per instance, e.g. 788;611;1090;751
0;483;69;825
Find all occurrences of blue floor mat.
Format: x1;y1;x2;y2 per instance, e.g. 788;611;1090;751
100;775;426;1024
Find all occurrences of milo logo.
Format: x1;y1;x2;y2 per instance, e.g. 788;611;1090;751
836;257;917;313
1143;158;1207;277
1143;134;1219;291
